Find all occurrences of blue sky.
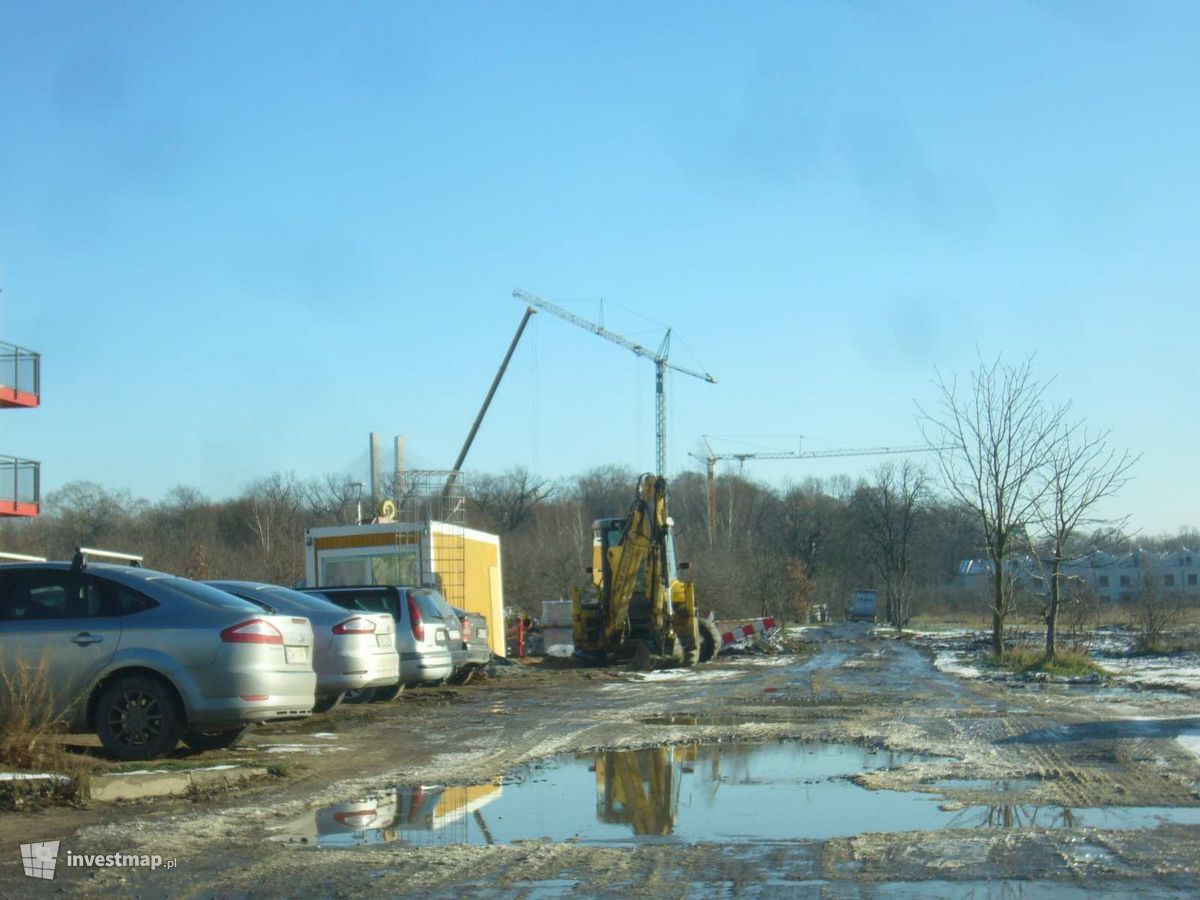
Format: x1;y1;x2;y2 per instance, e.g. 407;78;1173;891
1;1;1197;534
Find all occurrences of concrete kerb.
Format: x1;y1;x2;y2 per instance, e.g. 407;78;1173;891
89;765;269;802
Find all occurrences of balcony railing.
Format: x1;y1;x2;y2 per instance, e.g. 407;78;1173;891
0;454;39;517
0;340;41;408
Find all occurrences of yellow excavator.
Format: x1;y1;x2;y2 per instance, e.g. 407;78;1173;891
572;474;722;667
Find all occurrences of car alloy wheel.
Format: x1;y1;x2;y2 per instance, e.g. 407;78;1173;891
95;675;182;760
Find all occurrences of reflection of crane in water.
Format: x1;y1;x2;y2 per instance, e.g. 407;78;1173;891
593;747;698;835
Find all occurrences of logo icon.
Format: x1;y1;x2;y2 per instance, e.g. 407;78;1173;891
20;841;60;880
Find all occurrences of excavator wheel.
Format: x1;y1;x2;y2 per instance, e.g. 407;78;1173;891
697;618;722;663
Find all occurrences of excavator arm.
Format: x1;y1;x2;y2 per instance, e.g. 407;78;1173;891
572;474;711;666
601;474;670;643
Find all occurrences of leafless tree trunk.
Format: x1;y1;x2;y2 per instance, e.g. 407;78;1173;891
856;461;928;634
919;355;1064;657
245;473;304;584
1033;425;1137;658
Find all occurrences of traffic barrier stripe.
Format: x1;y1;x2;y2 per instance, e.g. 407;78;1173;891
719;616;777;646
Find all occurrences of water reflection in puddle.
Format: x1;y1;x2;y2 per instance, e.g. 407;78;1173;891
277;742;1200;848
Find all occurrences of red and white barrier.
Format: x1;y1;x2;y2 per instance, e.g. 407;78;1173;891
720;617;777;647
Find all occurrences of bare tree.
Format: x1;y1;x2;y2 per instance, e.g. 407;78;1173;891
245;473;305;584
919;355;1064;656
302;473;363;525
471;467;557;532
855;461;928;634
42;481;146;556
1032;424;1137;658
1133;575;1185;652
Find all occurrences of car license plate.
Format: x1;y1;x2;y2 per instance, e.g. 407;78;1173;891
376;634;392;648
478;628;487;638
435;630;448;645
285;645;308;665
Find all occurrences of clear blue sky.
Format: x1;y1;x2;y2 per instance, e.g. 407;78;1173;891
2;1;1197;534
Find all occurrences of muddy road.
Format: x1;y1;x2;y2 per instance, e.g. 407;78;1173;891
5;624;1200;897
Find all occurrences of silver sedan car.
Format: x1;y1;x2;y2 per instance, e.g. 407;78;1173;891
301;586;454;688
0;559;316;760
207;581;400;712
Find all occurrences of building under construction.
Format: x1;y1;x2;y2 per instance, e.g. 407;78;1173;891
1;336;40;518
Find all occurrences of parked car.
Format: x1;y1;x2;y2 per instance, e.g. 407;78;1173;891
0;555;316;760
451;605;492;673
207;581;400;712
421;590;469;674
301;586;454;689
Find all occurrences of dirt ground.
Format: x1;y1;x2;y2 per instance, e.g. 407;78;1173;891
4;623;1200;897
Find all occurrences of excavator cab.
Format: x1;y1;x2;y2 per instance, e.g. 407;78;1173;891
573;475;719;667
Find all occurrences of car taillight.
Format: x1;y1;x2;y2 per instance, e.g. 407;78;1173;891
460;617;472;641
407;595;424;641
221;618;284;645
333;617;377;635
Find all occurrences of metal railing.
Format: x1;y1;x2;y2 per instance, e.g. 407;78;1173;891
0;340;41;399
0;454;40;507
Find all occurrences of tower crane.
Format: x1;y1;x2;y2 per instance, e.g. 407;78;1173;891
689;436;935;545
513;289;716;477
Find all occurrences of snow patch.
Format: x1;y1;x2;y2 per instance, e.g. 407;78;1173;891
1176;732;1200;760
934;651;984;679
737;655;800;667
1105;656;1200;691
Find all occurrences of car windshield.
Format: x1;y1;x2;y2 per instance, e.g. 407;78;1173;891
151;577;261;611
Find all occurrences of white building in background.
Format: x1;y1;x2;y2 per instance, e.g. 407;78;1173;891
956;549;1200;602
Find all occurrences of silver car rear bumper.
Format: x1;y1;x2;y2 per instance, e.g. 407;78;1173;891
320;648;401;693
182;665;317;728
400;648;453;684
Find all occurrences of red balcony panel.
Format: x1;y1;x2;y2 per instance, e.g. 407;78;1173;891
0;499;39;518
0;386;39;409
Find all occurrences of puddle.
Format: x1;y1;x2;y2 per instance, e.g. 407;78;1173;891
275;742;1200;848
639;713;751;727
941;804;1200;830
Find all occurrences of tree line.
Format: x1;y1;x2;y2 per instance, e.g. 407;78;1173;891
0;357;1172;659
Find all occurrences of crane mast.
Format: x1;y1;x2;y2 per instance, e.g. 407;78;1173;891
513;289;716;476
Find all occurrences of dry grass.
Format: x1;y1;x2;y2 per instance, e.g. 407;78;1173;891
986;645;1106;678
0;655;89;808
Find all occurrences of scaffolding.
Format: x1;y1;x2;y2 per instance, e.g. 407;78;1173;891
392;469;468;608
1;332;41;515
